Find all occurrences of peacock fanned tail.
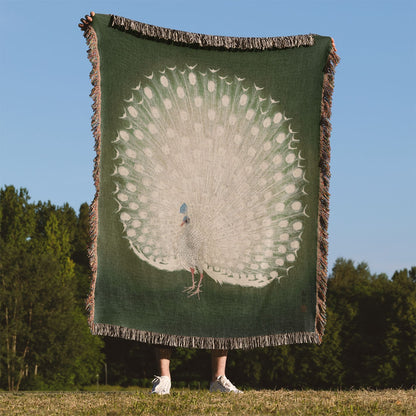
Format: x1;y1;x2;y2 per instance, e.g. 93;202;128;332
112;65;308;289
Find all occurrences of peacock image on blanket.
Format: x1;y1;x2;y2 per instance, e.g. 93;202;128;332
112;65;308;298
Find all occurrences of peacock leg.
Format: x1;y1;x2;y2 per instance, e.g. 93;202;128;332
189;272;203;298
183;267;196;293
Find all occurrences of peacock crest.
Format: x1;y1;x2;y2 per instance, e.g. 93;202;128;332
112;64;308;296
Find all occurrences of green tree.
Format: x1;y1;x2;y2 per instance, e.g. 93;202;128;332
329;259;392;387
72;203;92;307
288;306;344;389
387;268;416;386
0;186;103;391
0;186;36;391
326;258;416;388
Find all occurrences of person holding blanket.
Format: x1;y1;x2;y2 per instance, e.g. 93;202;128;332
79;12;242;395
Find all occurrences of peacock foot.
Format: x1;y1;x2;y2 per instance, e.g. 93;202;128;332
187;285;202;299
183;285;196;294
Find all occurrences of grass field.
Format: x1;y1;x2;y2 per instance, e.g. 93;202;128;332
0;388;415;415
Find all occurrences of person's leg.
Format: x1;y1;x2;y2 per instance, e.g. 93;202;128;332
211;349;228;381
210;349;242;393
152;347;172;394
157;347;172;378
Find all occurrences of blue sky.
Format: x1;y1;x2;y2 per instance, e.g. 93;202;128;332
1;0;415;277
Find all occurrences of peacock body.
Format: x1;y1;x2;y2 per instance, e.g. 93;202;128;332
112;64;308;295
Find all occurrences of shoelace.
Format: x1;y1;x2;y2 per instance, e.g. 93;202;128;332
152;376;160;383
219;376;234;389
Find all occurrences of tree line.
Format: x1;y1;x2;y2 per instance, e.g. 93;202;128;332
0;185;415;391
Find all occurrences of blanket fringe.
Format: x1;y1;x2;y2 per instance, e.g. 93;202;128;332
316;39;340;343
83;24;101;332
92;322;320;349
110;14;314;50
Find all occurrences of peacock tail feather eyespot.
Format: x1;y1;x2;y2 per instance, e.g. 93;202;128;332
112;64;308;289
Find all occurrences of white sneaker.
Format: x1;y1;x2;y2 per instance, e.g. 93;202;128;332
151;375;171;395
209;375;243;393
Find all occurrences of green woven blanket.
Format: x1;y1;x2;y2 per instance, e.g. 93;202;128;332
83;14;339;349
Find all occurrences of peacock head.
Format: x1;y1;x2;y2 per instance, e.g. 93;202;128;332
179;203;190;226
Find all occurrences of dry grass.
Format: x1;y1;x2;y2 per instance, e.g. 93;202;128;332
0;389;415;415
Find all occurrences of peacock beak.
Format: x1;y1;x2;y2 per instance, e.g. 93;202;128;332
181;215;189;226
